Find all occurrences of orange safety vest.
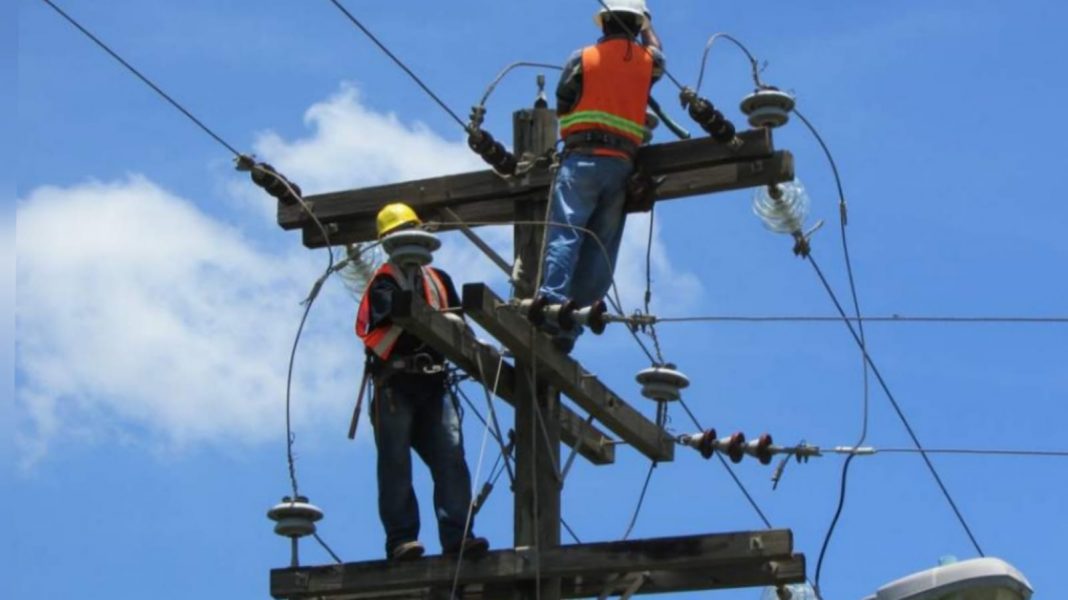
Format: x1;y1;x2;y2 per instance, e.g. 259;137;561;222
558;38;654;159
355;263;449;360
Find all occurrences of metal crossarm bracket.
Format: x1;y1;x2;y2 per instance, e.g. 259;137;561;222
461;283;675;462
270;530;804;599
283;129;794;247
390;289;614;465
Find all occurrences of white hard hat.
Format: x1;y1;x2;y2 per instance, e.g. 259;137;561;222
593;0;648;30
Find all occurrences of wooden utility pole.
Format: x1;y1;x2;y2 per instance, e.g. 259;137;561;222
269;85;805;598
509;102;561;600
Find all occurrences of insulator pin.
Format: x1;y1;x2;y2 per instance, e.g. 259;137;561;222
468;129;518;176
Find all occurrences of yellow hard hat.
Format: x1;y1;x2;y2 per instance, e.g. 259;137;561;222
376;202;421;238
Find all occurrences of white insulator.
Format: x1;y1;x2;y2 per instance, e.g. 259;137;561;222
740;88;795;129
753;179;810;234
635;366;690;402
381;229;441;267
267;498;324;539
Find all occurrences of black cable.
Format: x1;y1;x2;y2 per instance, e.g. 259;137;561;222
814;454;857;589
40;0;243;158
808;253;985;557
313;532;344;565
324;0;468;131
656;315;1068;324
795;106;872;597
695;33;766;94
561;518;583;544
621;461;658;540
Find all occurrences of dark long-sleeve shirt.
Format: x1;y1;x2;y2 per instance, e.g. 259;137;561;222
364;267;461;375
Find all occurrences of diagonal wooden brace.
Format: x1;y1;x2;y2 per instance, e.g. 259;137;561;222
390;290;614;465
462;283;674;462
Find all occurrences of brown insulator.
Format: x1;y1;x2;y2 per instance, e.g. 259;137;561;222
251;163;302;205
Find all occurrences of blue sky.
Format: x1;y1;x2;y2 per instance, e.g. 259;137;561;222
12;1;1068;599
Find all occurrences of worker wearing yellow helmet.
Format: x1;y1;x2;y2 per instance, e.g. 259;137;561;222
355;202;489;561
537;0;665;353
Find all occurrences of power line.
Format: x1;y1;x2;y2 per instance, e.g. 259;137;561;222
656;315;1068;324
874;448;1068;458
808;252;986;557
324;0;468;131
40;0;243;158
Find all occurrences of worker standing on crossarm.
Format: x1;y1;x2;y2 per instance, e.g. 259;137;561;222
536;0;664;353
355;202;489;561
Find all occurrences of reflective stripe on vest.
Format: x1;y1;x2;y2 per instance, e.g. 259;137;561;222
355;264;449;360
558;38;654;146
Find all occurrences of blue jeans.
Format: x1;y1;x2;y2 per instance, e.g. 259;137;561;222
372;376;474;556
539;153;631;338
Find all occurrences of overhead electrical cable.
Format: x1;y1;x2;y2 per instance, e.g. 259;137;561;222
807;253;986;557
40;0;242;157
656;315;1068;324
793;107;873;595
324;0;468;131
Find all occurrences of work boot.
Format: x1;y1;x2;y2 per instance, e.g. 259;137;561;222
446;536;490;559
390;540;425;561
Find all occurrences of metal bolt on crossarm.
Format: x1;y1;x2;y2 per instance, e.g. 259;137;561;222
268;496;324;567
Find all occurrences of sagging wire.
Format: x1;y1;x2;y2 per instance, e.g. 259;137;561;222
638;208;667;365
790;108;873;596
324;0;468;131
695;33;768;95
621;460;658;540
478;61;563;108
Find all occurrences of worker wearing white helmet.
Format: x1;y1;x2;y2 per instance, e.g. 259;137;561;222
536;0;665;353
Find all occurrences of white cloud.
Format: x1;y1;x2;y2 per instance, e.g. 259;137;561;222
15;177;356;466
252;84;485;196
14;84;700;465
